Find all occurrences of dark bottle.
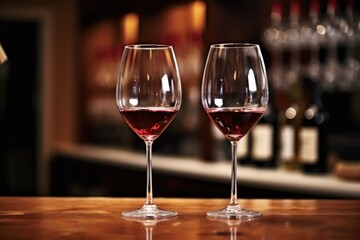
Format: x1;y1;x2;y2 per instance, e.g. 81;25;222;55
299;84;329;174
327;0;348;65
251;90;278;168
279;103;301;171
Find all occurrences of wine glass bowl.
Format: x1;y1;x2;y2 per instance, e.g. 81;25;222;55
201;43;268;218
116;44;181;218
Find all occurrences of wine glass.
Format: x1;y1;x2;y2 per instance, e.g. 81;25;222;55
116;44;182;218
201;43;268;218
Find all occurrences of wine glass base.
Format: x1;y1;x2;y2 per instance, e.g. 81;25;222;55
207;204;261;219
122;203;177;219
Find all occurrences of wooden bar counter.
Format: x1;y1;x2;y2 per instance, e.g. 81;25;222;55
0;197;359;239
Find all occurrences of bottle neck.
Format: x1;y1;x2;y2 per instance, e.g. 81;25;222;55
271;0;283;26
304;84;323;120
327;0;337;18
309;0;320;23
309;82;323;108
345;0;356;23
289;0;301;27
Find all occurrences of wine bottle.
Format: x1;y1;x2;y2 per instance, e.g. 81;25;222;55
299;84;329;174
262;0;285;100
328;0;348;65
251;86;278;168
299;0;320;79
279;103;300;171
262;0;285;51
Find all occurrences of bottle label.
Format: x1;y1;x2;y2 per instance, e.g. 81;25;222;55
280;125;295;162
299;127;318;164
237;134;248;158
251;124;273;161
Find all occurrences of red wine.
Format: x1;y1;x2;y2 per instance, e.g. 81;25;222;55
120;108;178;141
206;108;264;142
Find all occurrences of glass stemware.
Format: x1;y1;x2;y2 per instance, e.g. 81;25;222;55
201;43;268;218
116;44;182;218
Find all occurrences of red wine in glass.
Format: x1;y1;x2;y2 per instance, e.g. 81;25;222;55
206;108;264;142
201;43;268;219
117;44;181;219
120;108;178;141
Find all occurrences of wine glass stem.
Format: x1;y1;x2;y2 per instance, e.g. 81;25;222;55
229;141;238;206
145;140;154;205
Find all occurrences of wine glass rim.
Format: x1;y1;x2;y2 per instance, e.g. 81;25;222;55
125;44;173;50
211;43;259;48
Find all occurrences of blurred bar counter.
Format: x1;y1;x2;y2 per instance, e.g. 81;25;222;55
51;144;360;199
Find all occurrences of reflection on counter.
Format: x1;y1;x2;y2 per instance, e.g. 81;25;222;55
123;217;178;240
207;217;251;240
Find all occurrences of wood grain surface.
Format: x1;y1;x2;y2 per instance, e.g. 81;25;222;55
0;197;359;239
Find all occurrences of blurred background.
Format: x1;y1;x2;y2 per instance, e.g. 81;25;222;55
0;0;359;198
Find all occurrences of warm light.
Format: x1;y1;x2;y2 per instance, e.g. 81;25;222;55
317;25;326;35
191;1;206;33
122;13;139;44
304;108;315;120
285;107;297;119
